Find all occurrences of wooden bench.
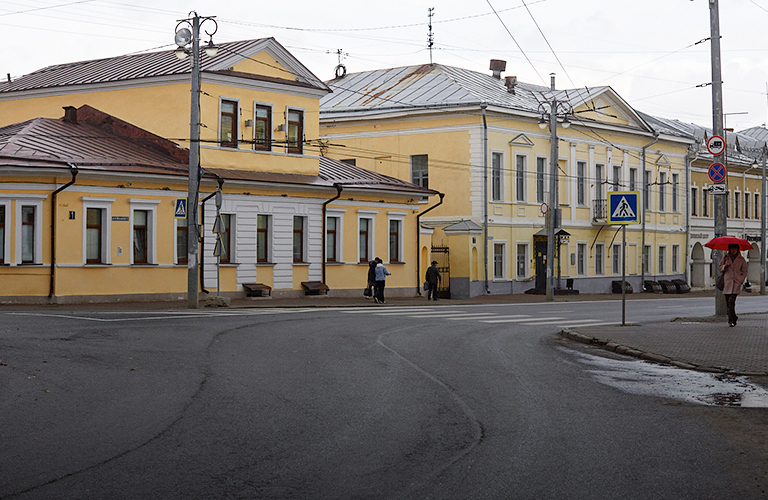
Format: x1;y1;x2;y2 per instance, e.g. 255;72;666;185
301;281;329;295
242;283;272;297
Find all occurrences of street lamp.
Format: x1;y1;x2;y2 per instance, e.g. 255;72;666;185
538;74;573;301
175;12;218;309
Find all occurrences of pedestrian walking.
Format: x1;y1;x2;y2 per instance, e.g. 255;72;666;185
719;243;748;327
373;257;390;304
365;260;377;299
425;260;441;300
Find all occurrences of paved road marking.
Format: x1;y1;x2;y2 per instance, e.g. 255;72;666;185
446;314;529;321
481;316;565;324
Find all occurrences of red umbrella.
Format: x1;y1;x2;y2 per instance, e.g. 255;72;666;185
704;236;752;251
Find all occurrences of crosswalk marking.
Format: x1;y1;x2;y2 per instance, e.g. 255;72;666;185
481;316;565;324
446;314;529;321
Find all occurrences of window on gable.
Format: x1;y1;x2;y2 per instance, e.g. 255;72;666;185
287;110;303;155
220;100;238;148
254;105;271;151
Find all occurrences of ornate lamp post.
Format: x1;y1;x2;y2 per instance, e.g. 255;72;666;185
538;74;573;301
174;12;218;308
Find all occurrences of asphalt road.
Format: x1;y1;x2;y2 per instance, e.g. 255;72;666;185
1;298;767;499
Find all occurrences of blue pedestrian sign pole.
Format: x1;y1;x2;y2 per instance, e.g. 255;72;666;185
607;191;640;325
174;198;188;219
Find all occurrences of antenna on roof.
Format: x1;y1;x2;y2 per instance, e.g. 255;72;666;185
328;48;348;79
427;7;435;65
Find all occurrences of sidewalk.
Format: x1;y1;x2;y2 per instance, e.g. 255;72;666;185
561;312;768;376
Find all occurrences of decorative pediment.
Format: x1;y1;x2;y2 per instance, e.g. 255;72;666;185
656;154;671;167
509;133;534;148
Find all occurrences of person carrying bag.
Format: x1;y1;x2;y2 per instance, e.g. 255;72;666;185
718;244;748;327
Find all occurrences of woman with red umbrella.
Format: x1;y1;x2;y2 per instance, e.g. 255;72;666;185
708;237;750;327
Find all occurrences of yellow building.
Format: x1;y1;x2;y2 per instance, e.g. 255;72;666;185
320;62;695;297
0;39;436;303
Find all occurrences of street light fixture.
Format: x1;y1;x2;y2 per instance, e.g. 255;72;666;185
538;74;574;301
175;12;218;309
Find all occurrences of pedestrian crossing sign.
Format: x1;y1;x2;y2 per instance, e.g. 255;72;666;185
174;198;187;219
607;191;640;225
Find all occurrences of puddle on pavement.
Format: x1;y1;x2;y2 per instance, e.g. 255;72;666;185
563;348;768;408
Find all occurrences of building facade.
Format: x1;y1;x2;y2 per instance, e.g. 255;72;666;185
320;62;695;298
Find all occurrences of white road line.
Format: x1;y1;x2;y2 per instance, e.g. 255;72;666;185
481;316;564;324
446;314;530;321
555;321;617;328
405;312;499;318
519;318;603;325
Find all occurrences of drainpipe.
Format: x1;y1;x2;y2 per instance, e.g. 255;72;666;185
322;184;343;284
416;192;445;295
684;145;698;285
200;174;224;294
482;104;490;294
49;164;79;300
640;132;659;289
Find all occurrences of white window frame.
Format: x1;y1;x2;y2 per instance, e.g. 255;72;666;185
658;245;667;274
536;156;547;203
129;199;160;265
672;173;679;212
612;243;622;275
672;244;680;273
658;171;667;212
81;197;114;265
357;211;377;263
387;211;406;263
493;241;506;280
0;199;11;265
516;242;528;279
491;151;504;202
174;217;188;265
253;101;273;152
15;197;46;265
256;214;272;264
629;167;637;192
219;97;240;149
286;106;306;155
515;154;527;202
577;161;587;206
643;244;652;275
577;243;587;276
644;170;652;211
293;215;307;263
326;208;346;263
595;243;605;275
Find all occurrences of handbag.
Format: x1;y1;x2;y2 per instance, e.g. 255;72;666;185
423;282;429;291
363;287;372;297
716;273;725;291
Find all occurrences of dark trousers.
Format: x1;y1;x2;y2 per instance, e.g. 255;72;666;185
374;280;386;302
427;282;438;300
725;294;738;324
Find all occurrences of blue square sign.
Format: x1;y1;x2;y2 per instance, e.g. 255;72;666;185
607;191;640;224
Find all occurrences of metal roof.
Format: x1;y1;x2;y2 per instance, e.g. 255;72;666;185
320;63;613;117
0;38;329;94
0;108;434;196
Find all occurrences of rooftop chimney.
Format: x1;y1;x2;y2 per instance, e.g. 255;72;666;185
505;76;518;94
489;59;506;79
62;106;78;125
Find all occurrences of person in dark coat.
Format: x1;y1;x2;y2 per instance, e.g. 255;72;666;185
719;244;749;327
425;260;441;300
366;260;377;299
373;257;391;304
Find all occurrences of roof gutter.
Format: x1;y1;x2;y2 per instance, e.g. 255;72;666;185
322;184;343;284
49;163;79;300
200;173;224;295
416;192;445;296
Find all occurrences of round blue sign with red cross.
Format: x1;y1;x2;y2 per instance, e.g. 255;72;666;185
708;162;726;183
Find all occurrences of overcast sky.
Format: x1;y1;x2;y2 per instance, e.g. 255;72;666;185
3;0;767;130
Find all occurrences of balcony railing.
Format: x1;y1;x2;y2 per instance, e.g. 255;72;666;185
592;198;607;222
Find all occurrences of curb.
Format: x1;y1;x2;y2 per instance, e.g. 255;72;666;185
558;328;768;377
